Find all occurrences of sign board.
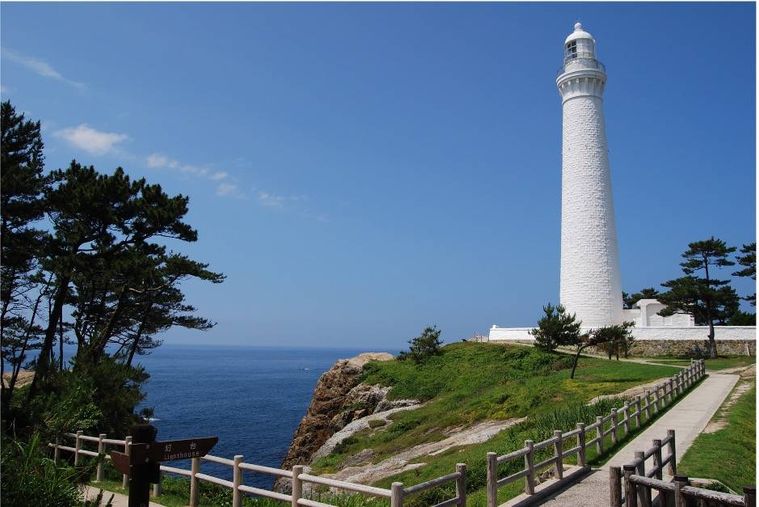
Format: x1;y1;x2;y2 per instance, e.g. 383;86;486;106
110;436;218;474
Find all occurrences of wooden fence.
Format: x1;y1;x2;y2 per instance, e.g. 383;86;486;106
609;430;756;507
485;360;706;507
50;433;466;507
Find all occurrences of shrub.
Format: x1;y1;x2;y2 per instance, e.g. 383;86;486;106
530;304;582;351
399;326;443;364
0;433;85;507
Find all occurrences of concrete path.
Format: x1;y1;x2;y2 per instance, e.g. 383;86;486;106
83;485;164;506
535;372;740;506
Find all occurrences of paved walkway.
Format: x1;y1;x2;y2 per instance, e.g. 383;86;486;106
84;485;164;506
535;372;740;506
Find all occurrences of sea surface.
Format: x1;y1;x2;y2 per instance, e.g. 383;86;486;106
135;345;373;489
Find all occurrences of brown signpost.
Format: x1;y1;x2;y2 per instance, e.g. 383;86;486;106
110;424;218;507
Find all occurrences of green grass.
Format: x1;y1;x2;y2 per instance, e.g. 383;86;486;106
312;343;679;474
644;356;754;371
678;382;756;493
90;342;691;507
92;475;391;507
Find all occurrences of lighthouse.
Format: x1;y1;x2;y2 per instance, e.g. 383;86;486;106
556;22;623;328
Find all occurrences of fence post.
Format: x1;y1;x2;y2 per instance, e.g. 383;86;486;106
623;465;637;507
233;455;243;507
292;465;303;507
673;475;688;507
486;452;498;507
391;482;404;507
653;387;660;414
622;403;630;435
54;437;61;464
74;430;83;466
744;486;756;507
669;379;675;403
634;451;650;507
643;391;651;420
576;422;586;468
652;439;663;480
610;409;618;445
634;396;641;428
190;456;200;507
122;436;132;489
667;429;676;476
95;433;106;482
524;440;535;495
609;466;622;507
456;463;467;507
594;416;604;456
553;430;563;480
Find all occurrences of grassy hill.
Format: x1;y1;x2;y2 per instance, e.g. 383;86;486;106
311;342;683;506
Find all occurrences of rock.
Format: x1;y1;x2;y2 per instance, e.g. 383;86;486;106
342;448;374;467
279;352;394;474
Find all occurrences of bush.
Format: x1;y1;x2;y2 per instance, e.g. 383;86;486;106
11;356;149;441
398;326;443;364
530;304;582;351
593;322;635;360
0;433;85;507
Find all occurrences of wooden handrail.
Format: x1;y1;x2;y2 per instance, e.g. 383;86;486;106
487;360;706;507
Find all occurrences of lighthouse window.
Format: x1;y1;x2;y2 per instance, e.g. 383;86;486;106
566;41;577;58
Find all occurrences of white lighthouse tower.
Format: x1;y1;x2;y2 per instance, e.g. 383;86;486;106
557;22;623;328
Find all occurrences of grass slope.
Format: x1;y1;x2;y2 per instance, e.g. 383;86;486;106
678;382;756;493
311;342;683;506
645;356;755;371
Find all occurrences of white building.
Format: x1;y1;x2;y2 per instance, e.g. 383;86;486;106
488;23;755;347
557;22;623;328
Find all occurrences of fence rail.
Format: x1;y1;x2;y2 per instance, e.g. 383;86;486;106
610;430;756;507
485;360;706;507
50;433;466;507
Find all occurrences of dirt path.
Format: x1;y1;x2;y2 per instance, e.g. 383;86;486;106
325;418;526;485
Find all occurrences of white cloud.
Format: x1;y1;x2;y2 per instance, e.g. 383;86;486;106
256;191;287;208
146;152;243;198
216;182;240;197
146;153;210;176
55;124;128;156
1;48;85;89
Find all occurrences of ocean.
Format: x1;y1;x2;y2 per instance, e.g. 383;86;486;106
135;345;373;489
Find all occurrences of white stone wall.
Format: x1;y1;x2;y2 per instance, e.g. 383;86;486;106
558;79;623;328
488;325;756;342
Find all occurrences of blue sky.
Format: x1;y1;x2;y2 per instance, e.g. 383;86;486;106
1;3;755;350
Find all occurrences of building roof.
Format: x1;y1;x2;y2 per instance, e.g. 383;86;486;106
565;22;594;44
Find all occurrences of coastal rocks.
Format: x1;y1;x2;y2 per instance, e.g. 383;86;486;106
279;352;395;473
327;417;525;485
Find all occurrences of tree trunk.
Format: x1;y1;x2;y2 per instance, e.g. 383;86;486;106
28;273;70;399
127;302;153;367
703;256;718;359
570;345;589;379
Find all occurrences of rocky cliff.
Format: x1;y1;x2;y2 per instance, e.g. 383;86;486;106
280;352;416;473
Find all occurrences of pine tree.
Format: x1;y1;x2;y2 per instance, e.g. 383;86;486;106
733;242;756;306
530;303;582;352
658;237;738;358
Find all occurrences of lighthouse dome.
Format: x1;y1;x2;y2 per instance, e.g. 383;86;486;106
564;22;594;44
563;22;597;61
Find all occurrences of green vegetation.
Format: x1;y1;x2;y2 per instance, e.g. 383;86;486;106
646;356;755;371
310;342;683;506
0;434;88;506
94;475;389;507
398;326;443;364
1;100;223;505
678;383;756;493
529;303;581;352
